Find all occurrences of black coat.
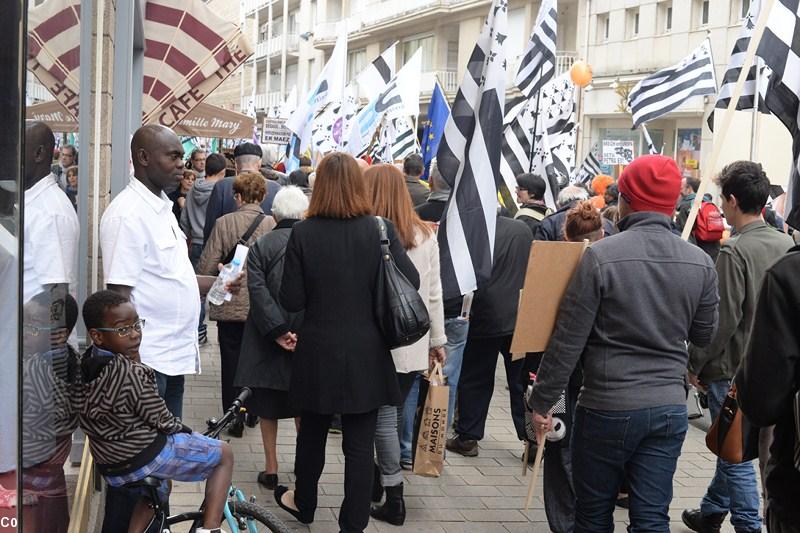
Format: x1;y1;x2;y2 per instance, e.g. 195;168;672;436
469;216;533;338
235;219;301;392
534;201;617;242
280;216;420;414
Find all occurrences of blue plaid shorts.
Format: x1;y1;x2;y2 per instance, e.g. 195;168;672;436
105;433;223;500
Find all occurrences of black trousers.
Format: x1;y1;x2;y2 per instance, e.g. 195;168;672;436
768;509;800;533
455;334;526;441
217;321;245;411
294;409;379;533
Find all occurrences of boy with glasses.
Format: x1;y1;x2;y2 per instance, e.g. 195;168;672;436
77;290;233;533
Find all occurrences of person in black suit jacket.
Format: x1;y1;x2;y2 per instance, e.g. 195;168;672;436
274;153;419;533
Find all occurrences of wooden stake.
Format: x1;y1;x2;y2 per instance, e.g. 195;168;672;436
681;0;776;241
524;429;546;511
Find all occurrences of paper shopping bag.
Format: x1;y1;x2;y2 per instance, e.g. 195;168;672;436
412;363;449;477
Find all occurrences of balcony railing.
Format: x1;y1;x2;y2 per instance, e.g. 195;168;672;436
244;0;277;15
421;70;458;93
26;75;54;103
245;92;284;112
255;33;300;59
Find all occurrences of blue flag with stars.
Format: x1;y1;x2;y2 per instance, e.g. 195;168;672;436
421;81;450;180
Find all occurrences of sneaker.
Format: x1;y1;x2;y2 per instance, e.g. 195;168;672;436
400;458;412;471
328;414;342;434
681;508;727;533
445;436;478;457
198;325;208;345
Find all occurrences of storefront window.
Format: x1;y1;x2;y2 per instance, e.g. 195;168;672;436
676;128;702;177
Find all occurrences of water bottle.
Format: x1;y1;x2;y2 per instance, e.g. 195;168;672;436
207;258;242;305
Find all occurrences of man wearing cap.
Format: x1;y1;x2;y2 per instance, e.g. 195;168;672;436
527;155;720;533
203;142;282;243
513;173;551;234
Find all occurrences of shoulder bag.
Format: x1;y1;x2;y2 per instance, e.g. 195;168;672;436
221;213;265;265
373;216;430;349
705;383;760;464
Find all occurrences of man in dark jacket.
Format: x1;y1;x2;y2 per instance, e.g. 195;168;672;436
684;162;793;533
203;143;281;243
403;154;429;207
535;185;616;241
446;215;533;456
415;162;449;222
735;246;800;533
514;173;551;234
528;155;719;533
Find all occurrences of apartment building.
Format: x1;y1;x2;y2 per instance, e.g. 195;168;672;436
581;0;792;184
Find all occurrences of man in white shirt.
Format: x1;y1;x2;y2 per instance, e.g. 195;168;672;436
100;125;223;418
23;122;79;305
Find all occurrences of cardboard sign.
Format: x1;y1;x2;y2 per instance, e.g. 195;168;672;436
511;240;589;359
262;117;291;144
602;140;635;165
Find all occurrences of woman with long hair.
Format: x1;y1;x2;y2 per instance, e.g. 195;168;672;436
365;164;446;525
275;153;419;533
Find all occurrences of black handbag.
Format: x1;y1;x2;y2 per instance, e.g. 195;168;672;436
221;213;265;265
373;216;430;349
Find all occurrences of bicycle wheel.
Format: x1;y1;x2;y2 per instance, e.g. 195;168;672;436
225;500;293;533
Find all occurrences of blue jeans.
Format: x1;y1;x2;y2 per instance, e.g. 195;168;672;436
701;379;762;531
571;404;688;533
154;371;185;420
399;317;469;462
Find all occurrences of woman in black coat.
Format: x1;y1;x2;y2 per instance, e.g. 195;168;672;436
274;153;419;533
235;186;309;491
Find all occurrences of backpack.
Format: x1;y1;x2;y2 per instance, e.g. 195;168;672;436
694;201;724;242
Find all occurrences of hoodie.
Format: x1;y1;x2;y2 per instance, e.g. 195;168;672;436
180;177;217;245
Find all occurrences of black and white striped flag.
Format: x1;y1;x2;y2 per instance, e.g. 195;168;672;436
708;0;771;130
571;150;601;186
357;42;397;96
437;0;508;298
628;38;717;129
515;0;557;99
756;0;800;228
390;116;419;161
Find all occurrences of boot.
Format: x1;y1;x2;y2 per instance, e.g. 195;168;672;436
681;509;727;533
370;483;405;526
371;463;383;503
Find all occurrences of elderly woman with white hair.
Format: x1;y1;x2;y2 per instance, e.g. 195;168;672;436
235;185;309;490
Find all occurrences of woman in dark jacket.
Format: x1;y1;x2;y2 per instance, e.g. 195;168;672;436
274;153;419;533
235;186;309;491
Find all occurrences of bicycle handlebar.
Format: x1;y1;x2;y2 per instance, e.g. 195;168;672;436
228;387;252;414
204;388;253;438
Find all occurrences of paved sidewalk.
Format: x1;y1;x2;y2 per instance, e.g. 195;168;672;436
171;327;756;532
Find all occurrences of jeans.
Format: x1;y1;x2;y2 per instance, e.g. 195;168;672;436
399;317;469;462
294;410;378;533
374;374;416;485
571;404;688;533
154;371;185;419
701;379;762;531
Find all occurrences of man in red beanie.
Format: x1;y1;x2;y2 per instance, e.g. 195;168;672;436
527;155;720;533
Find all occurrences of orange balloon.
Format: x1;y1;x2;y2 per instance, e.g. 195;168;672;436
571;60;593;88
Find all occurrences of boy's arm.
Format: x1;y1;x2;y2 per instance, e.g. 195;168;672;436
131;365;189;434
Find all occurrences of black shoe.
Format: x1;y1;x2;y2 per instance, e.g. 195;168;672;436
257;472;278;490
274;485;314;524
226;419;244;438
370;484;405;526
371;463;384;503
681;508;727;533
328;414;342;434
244;413;259;428
446;436;478;457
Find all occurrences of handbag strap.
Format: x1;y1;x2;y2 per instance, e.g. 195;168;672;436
375;216;391;255
222;213;265;265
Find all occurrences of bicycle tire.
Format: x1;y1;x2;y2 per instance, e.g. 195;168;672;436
227;500;293;533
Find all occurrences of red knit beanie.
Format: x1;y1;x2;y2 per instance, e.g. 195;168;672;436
617;155;682;216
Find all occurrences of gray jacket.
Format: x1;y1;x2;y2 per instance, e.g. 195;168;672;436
689;220;794;382
529;212;719;413
180;177;217;245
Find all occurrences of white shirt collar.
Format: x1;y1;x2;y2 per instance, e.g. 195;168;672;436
25;173;58;203
129;176;172;215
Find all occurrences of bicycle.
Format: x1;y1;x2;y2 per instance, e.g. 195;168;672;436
123;388;292;532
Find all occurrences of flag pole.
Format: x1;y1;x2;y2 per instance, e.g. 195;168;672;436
528;88;543;173
681;0;775;241
749;56;761;161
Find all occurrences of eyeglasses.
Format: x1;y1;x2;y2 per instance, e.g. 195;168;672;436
95;318;146;338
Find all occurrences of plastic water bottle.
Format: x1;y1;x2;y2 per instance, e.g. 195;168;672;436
207;258;242;305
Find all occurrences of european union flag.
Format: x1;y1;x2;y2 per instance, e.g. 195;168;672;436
421;81;450;180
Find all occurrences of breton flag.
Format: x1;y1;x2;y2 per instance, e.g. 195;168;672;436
628;38;717;129
499;98;535;204
709;0;771;130
571;150;602;186
421;81;451;179
27;0;253;124
755;0;800;228
357;42;397;96
285;30;347;171
390;116;419;161
436;0;508;298
514;0;557;99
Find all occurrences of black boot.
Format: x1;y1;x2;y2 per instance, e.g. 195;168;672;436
371;463;384;503
370;484;405;526
682;508;727;533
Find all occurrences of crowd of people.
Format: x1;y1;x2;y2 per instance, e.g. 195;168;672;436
14;120;800;533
